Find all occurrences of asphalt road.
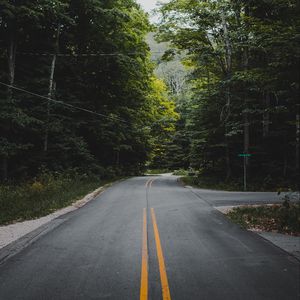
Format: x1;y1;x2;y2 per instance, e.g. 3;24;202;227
0;176;299;299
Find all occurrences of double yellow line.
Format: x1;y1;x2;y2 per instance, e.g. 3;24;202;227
145;178;155;188
140;178;171;300
140;208;149;300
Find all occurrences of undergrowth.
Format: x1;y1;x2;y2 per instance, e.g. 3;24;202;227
227;202;300;235
0;172;112;225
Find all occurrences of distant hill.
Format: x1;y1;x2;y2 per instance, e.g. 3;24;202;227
146;32;190;95
146;32;168;62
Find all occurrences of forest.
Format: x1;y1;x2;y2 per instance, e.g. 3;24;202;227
0;0;299;192
153;0;299;190
0;0;177;183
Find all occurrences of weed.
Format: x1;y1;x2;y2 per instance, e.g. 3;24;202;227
227;203;300;235
0;172;109;225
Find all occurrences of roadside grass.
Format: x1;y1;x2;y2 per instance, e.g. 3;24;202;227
180;175;297;192
0;173;113;225
145;169;170;175
181;175;241;191
172;169;189;176
227;203;300;236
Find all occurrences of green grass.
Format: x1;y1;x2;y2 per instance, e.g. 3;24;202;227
0;173;115;225
145;169;170;175
180;175;296;192
180;176;241;191
172;169;189;176
227;203;300;235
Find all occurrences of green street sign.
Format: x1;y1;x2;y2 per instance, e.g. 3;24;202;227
238;154;252;157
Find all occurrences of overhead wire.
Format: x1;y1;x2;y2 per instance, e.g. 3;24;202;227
0;81;130;125
16;51;167;57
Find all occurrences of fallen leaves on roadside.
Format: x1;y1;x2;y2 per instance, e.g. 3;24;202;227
227;204;300;236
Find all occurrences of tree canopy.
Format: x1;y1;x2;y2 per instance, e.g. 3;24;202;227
155;0;299;188
0;0;177;181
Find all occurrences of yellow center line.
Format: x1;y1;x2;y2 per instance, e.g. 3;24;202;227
149;179;154;188
145;178;155;188
145;178;151;188
140;208;148;300
151;208;172;300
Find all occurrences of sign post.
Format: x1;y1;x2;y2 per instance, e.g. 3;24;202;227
238;154;252;191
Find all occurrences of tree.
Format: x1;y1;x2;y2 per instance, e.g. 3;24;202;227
0;0;178;181
156;0;299;187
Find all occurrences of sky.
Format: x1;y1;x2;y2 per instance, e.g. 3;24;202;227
136;0;160;13
136;0;168;22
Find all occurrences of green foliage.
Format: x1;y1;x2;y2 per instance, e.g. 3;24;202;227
0;171;108;225
172;169;188;176
181;175;241;191
0;0;177;182
146;168;170;175
181;173;298;192
156;0;300;187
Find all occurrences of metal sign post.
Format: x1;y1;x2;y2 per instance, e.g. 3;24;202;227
238;154;252;191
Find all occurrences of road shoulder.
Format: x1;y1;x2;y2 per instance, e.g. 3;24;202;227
215;205;300;261
0;181;117;251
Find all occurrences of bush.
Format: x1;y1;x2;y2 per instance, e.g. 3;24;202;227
146;169;170;175
227;203;300;235
173;169;188;176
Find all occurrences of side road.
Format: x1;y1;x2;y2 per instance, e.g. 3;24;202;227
188;186;300;260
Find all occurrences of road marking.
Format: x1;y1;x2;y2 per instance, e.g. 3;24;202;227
149;179;154;188
145;179;151;188
151;208;172;300
145;178;155;188
140;208;148;300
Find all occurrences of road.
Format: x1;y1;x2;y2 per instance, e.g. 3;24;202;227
0;176;299;299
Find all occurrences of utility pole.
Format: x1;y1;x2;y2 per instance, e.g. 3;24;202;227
243;156;247;191
239;153;251;191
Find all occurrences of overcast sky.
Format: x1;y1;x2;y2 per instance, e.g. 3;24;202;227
136;0;168;22
136;0;159;12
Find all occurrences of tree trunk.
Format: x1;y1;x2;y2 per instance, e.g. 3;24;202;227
296;107;300;172
283;135;288;177
220;11;233;181
2;30;17;181
263;92;270;137
44;24;60;152
8;36;16;88
2;157;8;182
116;150;120;166
243;4;250;189
225;142;231;180
44;54;57;152
221;10;232;74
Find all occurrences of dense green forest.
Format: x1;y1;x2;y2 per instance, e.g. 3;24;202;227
0;0;299;191
153;0;299;190
0;0;177;182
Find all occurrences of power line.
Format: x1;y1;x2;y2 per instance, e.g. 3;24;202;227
0;81;130;125
16;51;167;57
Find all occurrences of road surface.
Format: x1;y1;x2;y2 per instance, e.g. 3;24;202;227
0;176;299;299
